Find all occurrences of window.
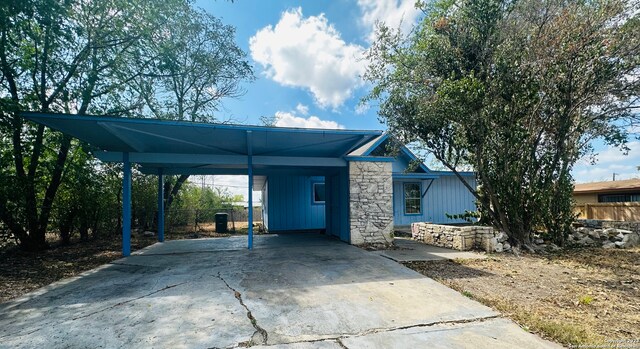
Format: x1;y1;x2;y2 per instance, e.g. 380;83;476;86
404;182;421;215
599;193;640;203
313;183;325;203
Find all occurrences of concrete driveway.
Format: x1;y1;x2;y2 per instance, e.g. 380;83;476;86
0;234;559;348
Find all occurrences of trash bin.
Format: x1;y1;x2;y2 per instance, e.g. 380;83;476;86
215;213;228;233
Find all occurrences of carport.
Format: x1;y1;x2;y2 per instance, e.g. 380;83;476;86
22;112;382;255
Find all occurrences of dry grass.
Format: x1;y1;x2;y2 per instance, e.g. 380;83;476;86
165;221;265;237
446;283;604;345
0;233;156;303
405;247;640;347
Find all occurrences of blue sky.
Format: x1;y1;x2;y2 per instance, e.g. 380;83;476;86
196;0;392;130
192;0;639;199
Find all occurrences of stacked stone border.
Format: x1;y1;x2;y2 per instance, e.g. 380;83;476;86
410;223;509;253
411;220;640;253
570;219;640;249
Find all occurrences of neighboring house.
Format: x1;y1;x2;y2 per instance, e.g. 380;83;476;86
259;133;477;234
574;179;640;221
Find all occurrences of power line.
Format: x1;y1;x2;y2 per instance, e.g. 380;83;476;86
187;175;250;189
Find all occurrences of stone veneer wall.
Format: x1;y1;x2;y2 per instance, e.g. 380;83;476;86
349;161;394;245
411;223;499;252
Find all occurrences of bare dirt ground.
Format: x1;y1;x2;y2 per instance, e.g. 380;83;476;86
166;221;264;237
0;224;263;303
0;233;156;303
405;247;640;347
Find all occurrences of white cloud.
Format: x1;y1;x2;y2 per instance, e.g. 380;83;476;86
274;111;344;129
295;103;309;115
249;8;366;108
355;102;369;115
573;166;638;183
591;141;640;165
358;0;422;41
572;141;640;183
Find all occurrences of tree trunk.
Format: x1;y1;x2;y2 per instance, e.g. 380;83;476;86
91;210;100;239
59;212;75;245
40;135;72;225
19;236;49;251
79;219;89;241
165;174;189;211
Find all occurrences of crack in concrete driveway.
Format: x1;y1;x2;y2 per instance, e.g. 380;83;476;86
0;234;560;348
215;272;268;346
71;282;188;321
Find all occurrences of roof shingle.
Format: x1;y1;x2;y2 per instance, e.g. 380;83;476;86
574;178;640;194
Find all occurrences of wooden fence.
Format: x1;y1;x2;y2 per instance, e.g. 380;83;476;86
574;202;640;221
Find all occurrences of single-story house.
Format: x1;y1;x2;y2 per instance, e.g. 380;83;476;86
574;179;640;221
22;112;477;255
259;133;477;237
574;178;640;204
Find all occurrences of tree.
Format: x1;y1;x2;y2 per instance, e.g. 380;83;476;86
0;0;174;250
131;5;254;212
364;0;639;249
53;144;101;244
0;0;252;251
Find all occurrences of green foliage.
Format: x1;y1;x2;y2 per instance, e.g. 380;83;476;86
461;290;474;298
165;182;239;227
445;210;480;224
365;0;640;248
172;184;238;212
0;0;253;250
578;295;594;306
130;5;254;121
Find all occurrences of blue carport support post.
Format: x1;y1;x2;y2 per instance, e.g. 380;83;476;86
247;130;253;250
122;152;132;256
157;168;164;242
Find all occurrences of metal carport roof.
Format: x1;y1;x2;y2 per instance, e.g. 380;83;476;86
22;112;383;255
22;112;382;175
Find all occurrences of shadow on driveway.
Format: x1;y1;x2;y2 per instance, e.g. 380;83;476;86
0;233;559;348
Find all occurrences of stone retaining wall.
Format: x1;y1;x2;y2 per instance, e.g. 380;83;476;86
411;223;504;252
410;220;640;252
349;161;394;245
577;219;640;233
569;220;640;249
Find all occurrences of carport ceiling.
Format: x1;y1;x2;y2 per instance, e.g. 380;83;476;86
22;112;383;175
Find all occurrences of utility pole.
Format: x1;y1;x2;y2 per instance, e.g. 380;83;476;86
613;173;619;181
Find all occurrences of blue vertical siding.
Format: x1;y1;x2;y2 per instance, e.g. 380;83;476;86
325;168;350;242
392;175;477;225
325;174;337;237
265;175;326;231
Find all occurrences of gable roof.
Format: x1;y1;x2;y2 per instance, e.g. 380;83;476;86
347;133;477;178
398;144;431;174
348;133;431;173
347;133;389;156
574;178;640;194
